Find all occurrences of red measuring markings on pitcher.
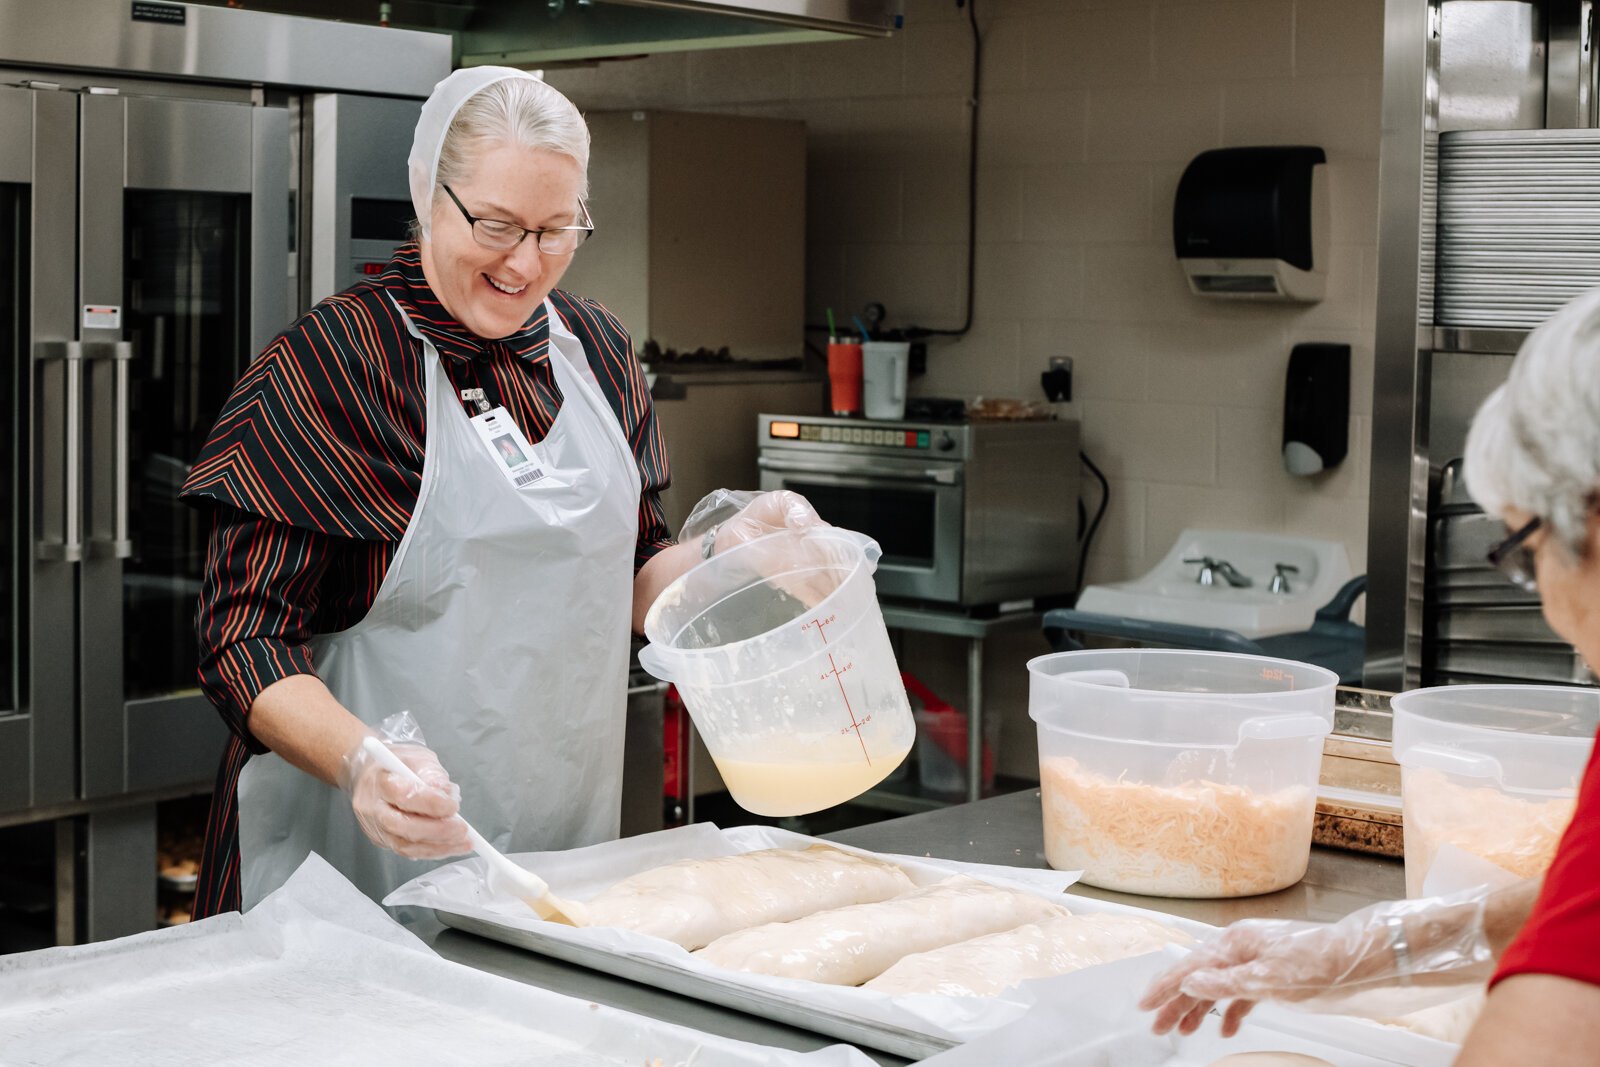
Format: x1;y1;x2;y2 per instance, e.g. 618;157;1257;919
801;613;839;643
1259;666;1297;689
821;649;873;764
819;659;856;682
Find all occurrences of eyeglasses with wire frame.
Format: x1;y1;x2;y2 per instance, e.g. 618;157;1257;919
1486;515;1542;592
442;184;593;254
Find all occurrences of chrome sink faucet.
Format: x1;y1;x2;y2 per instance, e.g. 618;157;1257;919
1269;563;1300;594
1183;556;1253;588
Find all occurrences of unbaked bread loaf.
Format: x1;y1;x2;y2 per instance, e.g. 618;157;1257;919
695;875;1069;986
864;911;1192;997
582;844;915;950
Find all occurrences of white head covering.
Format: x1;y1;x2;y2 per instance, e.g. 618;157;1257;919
408;66;540;238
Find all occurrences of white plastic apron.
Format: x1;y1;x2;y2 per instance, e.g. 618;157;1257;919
237;300;640;909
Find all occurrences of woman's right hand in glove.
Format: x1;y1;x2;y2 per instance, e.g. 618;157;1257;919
1139;887;1497;1037
336;738;473;859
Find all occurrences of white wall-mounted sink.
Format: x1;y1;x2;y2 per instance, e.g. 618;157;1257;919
1076;529;1354;639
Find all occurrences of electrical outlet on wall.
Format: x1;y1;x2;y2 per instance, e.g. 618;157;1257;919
1042;356;1073;401
1042;356;1079;423
909;340;927;376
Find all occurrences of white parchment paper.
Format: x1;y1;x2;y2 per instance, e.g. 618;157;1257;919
916;953;1462;1067
0;854;873;1067
385;823;1216;1046
1423;842;1525;897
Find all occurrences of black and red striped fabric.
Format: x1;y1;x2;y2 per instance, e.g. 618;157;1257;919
181;243;672;917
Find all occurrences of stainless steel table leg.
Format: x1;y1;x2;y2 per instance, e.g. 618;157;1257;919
81;804;157;942
54;818;76;946
685;715;698;826
622;682;667;838
967;636;984;803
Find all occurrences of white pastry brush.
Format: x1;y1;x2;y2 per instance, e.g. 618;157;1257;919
360;737;589;926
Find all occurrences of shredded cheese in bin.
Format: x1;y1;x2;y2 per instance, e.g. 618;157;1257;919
1040;756;1316;897
1402;767;1577;897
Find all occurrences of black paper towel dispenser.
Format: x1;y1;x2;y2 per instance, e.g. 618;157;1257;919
1173;146;1327;302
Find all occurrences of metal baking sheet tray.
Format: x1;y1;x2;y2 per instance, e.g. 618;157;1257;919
435;908;953;1060
393;824;1212;1062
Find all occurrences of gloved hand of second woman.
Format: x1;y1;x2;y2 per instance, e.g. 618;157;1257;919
1139;886;1496;1037
336;735;473;860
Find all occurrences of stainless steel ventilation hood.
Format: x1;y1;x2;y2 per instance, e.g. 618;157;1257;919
460;2;903;65
184;0;903;66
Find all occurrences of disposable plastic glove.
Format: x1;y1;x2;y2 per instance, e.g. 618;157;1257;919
1139;886;1496;1038
336;714;472;860
679;489;840;607
679;488;826;556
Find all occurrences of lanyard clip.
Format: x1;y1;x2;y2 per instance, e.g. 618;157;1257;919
460;387;492;415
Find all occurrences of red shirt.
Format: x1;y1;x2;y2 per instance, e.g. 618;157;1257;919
1493;739;1600;988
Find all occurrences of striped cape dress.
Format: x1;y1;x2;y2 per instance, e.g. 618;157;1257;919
180;243;673;917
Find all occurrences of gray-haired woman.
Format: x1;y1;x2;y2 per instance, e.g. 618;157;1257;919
1139;288;1600;1064
182;68;818;915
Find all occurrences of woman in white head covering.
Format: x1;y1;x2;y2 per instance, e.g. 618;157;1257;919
406;68;593;342
182;69;820;914
1137;289;1600;1063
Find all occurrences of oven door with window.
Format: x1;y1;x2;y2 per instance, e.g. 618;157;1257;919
758;451;964;603
0;84;283;815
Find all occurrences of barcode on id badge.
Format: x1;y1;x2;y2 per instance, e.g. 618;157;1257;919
514;468;546;488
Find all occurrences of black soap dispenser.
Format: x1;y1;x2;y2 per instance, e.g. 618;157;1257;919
1283;343;1349;476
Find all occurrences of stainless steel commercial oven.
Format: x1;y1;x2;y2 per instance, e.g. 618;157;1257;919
0;0;448;943
302;92;424;306
0;81;291;811
756;414;1081;608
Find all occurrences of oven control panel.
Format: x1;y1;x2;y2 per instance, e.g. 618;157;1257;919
767;419;933;450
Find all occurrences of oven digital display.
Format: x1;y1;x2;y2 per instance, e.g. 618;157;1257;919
769;422;930;449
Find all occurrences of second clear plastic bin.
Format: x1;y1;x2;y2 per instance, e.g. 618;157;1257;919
1028;649;1336;898
638;527;913;817
1392;684;1600;897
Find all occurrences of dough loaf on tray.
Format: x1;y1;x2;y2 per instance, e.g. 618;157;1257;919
694;875;1069;986
863;911;1193;997
582;844;915;950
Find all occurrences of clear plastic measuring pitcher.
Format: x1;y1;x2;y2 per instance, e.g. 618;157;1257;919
1028;649;1336;896
1392;684;1600;896
638;527;914;816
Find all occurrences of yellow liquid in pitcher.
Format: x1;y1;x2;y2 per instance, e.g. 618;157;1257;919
715;744;913;817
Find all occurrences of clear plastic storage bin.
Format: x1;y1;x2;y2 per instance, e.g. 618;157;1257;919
1028;649;1336;897
639;528;913;816
1392;685;1600;897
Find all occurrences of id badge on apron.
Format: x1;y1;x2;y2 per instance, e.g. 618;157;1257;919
468;403;546;489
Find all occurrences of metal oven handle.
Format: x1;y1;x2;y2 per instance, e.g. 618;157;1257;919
35;341;84;563
85;341;134;560
757;454;962;486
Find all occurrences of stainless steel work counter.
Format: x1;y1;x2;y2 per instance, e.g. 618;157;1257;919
409;789;1407;1065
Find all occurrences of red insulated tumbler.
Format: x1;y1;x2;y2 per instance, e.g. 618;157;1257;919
827;342;864;416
